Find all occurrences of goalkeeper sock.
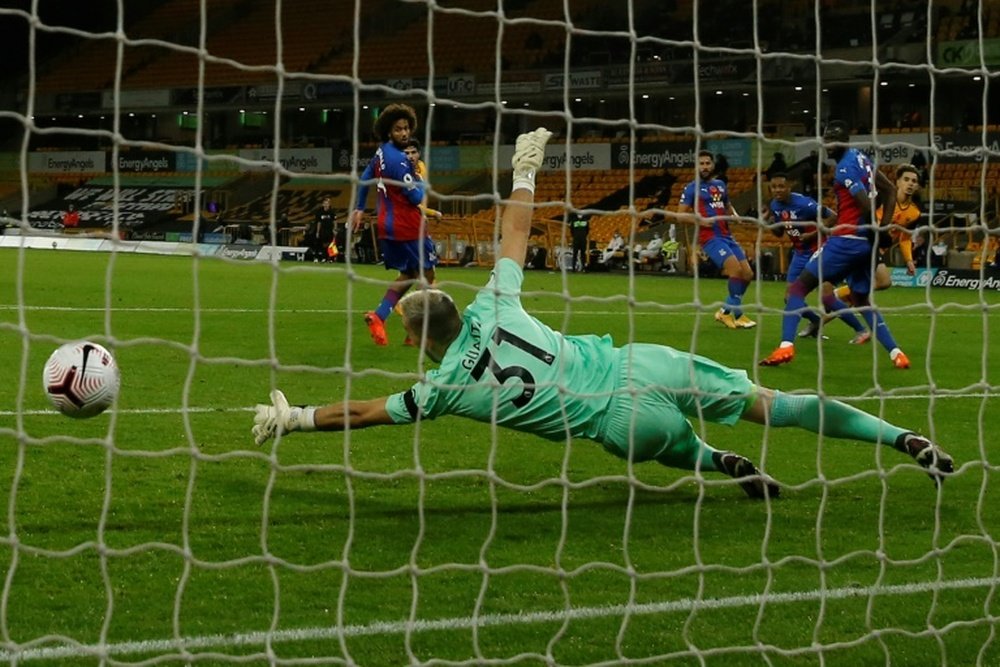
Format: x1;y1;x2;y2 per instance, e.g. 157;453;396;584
770;392;906;446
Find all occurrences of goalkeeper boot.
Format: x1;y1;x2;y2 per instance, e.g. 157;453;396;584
364;311;389;346
511;127;553;186
759;344;795;366
892;350;911;369
712;451;780;500
895;432;954;485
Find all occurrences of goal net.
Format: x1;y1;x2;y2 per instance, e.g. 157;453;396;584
0;0;997;664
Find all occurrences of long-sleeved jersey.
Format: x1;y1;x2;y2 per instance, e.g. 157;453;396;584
356;141;425;241
831;148;877;239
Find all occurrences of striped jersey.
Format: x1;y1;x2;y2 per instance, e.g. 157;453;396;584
356;141;425;241
831;148;877;239
768;192;833;254
680;178;733;245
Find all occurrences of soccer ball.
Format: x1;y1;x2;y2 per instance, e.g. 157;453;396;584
43;341;120;418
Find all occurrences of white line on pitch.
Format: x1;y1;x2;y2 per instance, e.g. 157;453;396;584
1;576;997;662
1;391;996;419
0;406;253;417
1;391;995;419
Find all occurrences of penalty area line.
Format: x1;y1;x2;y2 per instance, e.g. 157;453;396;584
2;576;997;662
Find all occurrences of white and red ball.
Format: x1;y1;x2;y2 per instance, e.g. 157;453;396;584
43;342;120;418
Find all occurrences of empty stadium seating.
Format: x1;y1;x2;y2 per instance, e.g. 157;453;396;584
8;0;999;272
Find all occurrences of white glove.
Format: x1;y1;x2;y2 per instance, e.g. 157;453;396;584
511;127;553;192
252;389;315;446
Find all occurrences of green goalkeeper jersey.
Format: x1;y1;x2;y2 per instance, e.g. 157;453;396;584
385;258;619;440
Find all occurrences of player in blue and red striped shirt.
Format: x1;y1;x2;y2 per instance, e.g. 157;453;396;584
678;151;756;330
765;172;867;340
352;104;436;346
761;122;910;369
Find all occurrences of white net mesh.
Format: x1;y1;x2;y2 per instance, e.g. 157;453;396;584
0;0;998;664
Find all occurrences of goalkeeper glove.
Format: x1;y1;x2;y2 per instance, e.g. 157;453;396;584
511;127;552;193
252;389;316;446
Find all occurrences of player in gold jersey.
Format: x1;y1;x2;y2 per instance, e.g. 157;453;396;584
835;163;922;302
885;164;922;276
404;138;444;221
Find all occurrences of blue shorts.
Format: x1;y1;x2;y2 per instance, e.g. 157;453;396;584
846;248;887;293
787;250;813;283
701;236;746;270
380;237;438;274
803;236;874;295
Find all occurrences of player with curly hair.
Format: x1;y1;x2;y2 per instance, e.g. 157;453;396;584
352;103;438;346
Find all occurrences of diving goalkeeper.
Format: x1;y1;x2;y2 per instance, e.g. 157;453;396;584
253;128;953;498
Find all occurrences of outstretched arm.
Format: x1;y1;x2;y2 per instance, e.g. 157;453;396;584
253;390;394;445
352;160;375;231
314;397;393;431
420;204;444;220
874;171;896;228
498;189;536;265
355;160;374;211
499;127;552;265
674;202;714;228
899;233;916;274
819;207;837;235
763;207;785;238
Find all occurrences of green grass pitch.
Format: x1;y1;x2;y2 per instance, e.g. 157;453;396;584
1;248;998;666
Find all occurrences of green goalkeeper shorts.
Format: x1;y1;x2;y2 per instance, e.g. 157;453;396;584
598;343;756;467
